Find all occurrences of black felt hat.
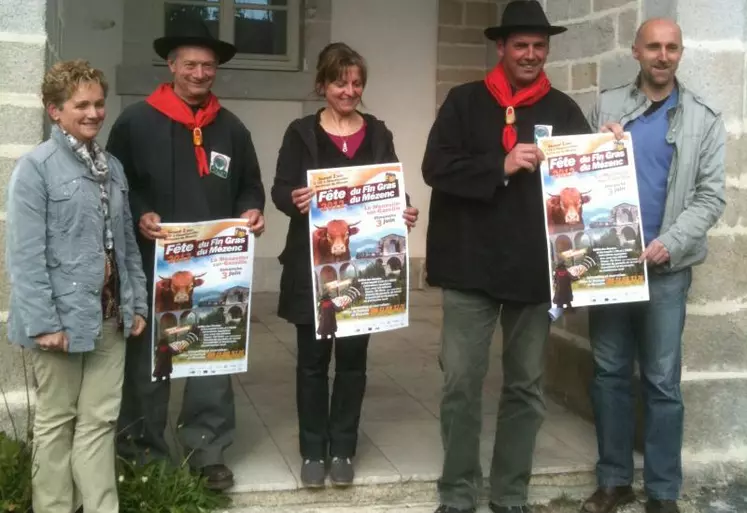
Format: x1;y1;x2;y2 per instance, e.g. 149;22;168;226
484;0;567;41
154;9;237;64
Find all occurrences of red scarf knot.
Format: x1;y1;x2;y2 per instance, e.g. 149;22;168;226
146;83;222;177
483;63;552;153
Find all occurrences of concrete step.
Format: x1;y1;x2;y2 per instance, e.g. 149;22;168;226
226;469;600;511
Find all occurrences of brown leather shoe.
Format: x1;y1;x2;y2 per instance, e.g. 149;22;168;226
581;486;636;513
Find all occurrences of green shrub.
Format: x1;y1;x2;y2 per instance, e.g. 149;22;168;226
0;431;33;513
117;458;232;513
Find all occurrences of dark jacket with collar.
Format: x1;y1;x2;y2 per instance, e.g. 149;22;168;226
271;110;402;325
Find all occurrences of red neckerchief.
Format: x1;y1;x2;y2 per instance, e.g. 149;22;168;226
146;83;222;177
484;63;552;152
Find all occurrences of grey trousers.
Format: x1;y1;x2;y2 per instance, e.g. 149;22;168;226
116;325;235;469
437;289;551;509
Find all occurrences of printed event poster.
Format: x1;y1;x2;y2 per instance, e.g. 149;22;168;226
536;130;650;308
150;219;254;381
307;162;409;340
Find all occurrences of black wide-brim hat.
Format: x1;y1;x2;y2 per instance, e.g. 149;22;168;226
154;9;237;64
484;0;567;41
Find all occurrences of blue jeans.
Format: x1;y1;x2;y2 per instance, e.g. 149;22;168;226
588;267;692;500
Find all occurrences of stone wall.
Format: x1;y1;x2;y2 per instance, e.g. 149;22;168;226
0;0;56;434
436;0;747;481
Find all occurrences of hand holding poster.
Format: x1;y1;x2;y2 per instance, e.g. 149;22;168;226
151;219;254;381
307;163;409;340
537;131;649;308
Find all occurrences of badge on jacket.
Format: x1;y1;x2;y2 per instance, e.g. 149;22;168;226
209;151;231;178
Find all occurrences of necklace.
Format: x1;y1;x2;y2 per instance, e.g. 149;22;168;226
326;110;352;153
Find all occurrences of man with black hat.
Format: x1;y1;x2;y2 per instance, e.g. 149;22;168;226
421;1;590;512
106;14;266;490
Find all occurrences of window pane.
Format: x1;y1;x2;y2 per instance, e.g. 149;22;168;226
235;0;288;6
164;3;220;38
234;8;288;55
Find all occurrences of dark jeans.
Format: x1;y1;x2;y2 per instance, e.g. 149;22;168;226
437;289;551;509
117;324;235;469
589;268;692;501
295;324;369;460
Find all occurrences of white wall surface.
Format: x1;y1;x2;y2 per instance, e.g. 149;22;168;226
331;0;439;258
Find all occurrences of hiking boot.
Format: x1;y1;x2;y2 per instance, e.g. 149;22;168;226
300;459;326;488
581;486;636;513
329;456;354;486
200;464;234;491
645;499;680;513
489;504;532;513
434;506;476;513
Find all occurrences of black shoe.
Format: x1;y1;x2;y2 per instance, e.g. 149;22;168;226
581;486;636;513
329;456;354;487
300;459;326;488
489;504;532;513
645;499;680;513
199;463;234;491
434;506;476;513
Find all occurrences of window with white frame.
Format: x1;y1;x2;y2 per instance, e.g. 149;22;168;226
157;0;302;70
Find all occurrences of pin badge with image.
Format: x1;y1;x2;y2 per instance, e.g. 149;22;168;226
210;151;231;179
534;124;553;144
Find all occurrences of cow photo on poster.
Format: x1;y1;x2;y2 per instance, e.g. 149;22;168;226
536;131;650;308
307;162;410;340
150;219;254;381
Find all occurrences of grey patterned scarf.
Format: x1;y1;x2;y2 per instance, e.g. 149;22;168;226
58;126;114;251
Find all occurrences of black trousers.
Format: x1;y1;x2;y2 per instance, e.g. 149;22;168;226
295;324;369;460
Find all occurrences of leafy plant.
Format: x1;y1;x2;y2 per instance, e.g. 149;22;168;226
0;431;33;513
117;457;231;513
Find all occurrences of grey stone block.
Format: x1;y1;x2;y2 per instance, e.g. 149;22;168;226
677;50;744;124
437;44;491;68
643;0;677;19
437;67;486;84
0;339;34;439
599;51;639;90
687;235;747;306
682;378;747;454
0;42;46;95
617;8;639;48
438;26;489;45
544;333;594;421
0;105;44;146
720;188;747;228
571;62;597;90
0;157;16;212
682;310;747;372
546;0;591;22
678;0;745;41
548;15;616;62
545;64;570;92
569;91;597;118
0;0;45;34
464;2;498;28
439;0;463;26
725;135;745;180
593;0;637;11
561;308;590;338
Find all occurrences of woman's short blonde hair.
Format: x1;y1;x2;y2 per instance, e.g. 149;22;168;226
41;59;108;110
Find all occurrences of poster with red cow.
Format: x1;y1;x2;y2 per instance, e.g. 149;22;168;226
536;131;650;308
307;162;410;340
150;219;254;381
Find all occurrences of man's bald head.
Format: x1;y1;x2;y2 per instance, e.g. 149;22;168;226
632;18;684;94
634;18;683;48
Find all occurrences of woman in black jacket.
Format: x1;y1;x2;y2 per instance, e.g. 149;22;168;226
271;42;419;488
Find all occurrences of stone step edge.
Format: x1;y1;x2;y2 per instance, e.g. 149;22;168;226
227;469;600;509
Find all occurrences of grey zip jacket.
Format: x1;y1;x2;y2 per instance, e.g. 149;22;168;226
588;77;726;273
5;126;148;352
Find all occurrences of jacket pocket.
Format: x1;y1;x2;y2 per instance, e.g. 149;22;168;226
48;179;82;232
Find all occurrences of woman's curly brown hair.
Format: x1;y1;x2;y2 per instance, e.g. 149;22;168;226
42;59;108;110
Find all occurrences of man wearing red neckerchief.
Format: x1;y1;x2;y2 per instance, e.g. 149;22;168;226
422;2;590;513
106;11;265;492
